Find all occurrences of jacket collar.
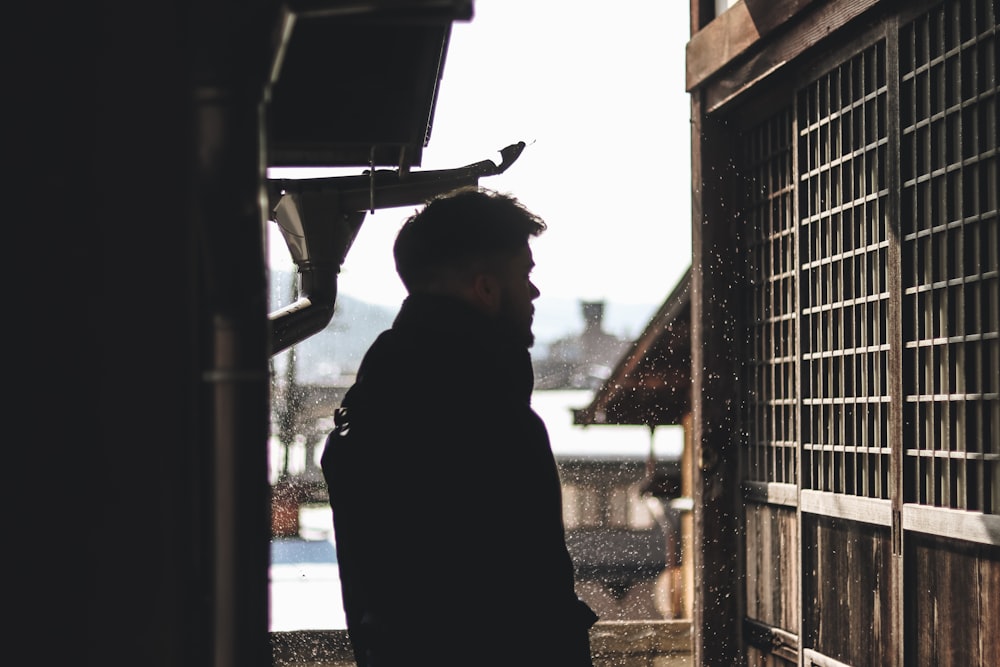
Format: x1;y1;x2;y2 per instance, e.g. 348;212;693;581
392;293;535;399
393;293;503;342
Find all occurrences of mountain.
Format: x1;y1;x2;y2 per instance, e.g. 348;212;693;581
270;270;659;386
270;271;397;386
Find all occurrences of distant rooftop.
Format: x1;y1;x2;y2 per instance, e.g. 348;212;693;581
533;389;683;461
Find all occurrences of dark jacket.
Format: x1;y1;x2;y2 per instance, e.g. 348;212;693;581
321;293;597;666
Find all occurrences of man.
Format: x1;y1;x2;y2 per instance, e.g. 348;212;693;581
321;187;598;666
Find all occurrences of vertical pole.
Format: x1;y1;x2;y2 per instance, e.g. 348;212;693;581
691;93;746;665
193;7;276;661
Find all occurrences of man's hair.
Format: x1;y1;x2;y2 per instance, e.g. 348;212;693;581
393;187;546;292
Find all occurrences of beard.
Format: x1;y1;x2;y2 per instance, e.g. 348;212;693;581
496;294;535;349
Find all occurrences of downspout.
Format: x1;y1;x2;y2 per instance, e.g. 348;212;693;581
266;141;526;355
196;51;274;667
268;194;364;355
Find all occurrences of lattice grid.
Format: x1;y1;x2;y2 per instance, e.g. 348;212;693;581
900;0;999;513
798;42;892;499
744;108;798;485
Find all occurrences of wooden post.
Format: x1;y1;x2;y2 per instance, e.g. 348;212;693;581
690;92;746;665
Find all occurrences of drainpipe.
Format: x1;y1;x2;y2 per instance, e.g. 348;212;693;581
266;141;525;355
193;7;282;665
197;81;273;667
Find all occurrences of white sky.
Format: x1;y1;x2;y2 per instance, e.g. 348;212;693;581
268;0;692;311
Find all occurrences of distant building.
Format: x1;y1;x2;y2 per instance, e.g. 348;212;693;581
570;270;693;620
534;301;631;390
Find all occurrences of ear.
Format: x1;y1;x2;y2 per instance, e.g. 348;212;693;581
472;272;501;314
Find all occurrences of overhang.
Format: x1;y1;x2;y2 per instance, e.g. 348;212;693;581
267;0;473;169
573;267;691;428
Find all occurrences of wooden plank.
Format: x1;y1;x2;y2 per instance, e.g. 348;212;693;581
689;92;746;666
912;533;934;664
910;534;1000;666
697;0;884;111
745;616;799;659
686;0;821;91
747;504;762;618
902;504;1000;546
774;507;799;634
681;412;695;619
942;541;977;666
744;480;798;506
780;504;799;633
803;648;855;666
763;506;776;625
885;22;905;667
791;61;806;667
807;518;892;664
800;489;892;525
747;503;801;631
984;551;1000;667
689;90;709;666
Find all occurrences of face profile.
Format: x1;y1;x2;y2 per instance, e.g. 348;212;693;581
392;187;546;349
491;244;540;348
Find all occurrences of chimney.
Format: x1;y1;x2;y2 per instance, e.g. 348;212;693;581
581;301;605;334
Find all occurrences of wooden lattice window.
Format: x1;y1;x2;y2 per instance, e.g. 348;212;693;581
799;42;893;500
745;107;799;485
900;0;999;513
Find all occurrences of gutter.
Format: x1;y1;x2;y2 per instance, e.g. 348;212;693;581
266;141;525;355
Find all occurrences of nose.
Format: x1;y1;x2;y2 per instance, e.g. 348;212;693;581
529;281;540;300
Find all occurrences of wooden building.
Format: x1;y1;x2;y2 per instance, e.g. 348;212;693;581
686;0;998;664
574;267;694;621
534;301;633;390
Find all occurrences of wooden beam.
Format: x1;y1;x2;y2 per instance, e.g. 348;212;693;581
700;0;883;112
689;90;746;667
686;0;820;91
902;505;1000;547
800;490;893;526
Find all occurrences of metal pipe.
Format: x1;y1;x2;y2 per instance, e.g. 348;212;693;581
266;141;525;354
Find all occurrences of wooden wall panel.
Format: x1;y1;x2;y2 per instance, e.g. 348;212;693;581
909;534;1000;666
803;515;894;665
690;1;998;665
746;503;800;633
